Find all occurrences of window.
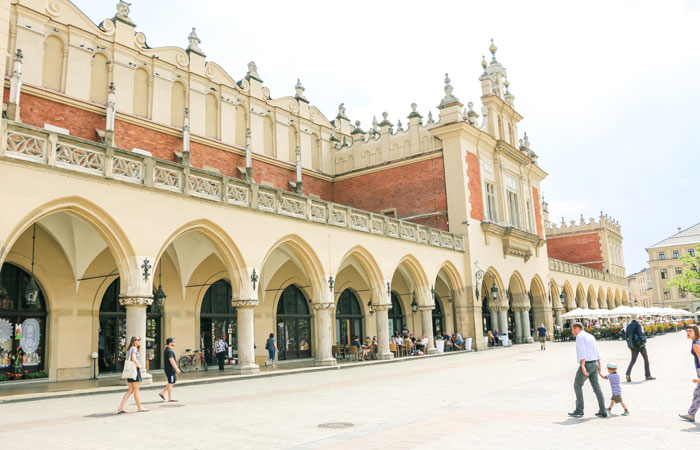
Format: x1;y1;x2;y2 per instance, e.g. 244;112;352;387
526;200;534;233
660;269;667;279
381;208;397;218
676;267;683;275
658;252;665;260
690;249;696;257
485;182;497;222
673;250;680;259
507;191;521;228
663;289;671;300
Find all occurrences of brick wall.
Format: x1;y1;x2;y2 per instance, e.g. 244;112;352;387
332;155;448;231
546;232;604;270
466;152;483;221
532;186;543;238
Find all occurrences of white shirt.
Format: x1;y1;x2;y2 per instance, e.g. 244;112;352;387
575;330;601;363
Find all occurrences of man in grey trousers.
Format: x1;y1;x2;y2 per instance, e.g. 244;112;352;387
568;322;607;418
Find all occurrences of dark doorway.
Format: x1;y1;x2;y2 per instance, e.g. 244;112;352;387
276;285;312;360
200;279;237;365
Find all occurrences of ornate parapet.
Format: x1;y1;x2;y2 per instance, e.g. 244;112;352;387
1;120;464;253
546;213;621;238
548;258;626;285
119;296;153;306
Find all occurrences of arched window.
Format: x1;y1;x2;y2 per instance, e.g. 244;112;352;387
170;81;186;128
335;289;363;345
133;68;149;118
288;126;297;163
276;285;311;360
388;292;405;336
98;278;161;373
235;106;247;147
311;133;321;171
432;298;445;336
0;263;47;377
200;280;236;365
263;116;275;157
42;36;64;91
90;53;109;104
205;92;218;138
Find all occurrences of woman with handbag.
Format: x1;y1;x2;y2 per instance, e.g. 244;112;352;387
117;336;148;413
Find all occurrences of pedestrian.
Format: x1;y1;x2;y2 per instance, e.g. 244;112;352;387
117;336;148;413
159;337;180;402
536;323;548;350
600;363;629;415
265;332;277;367
679;324;700;422
214;335;227;371
625;314;655;382
568;322;607;418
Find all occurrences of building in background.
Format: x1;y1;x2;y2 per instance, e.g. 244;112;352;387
627;268;652;307
646;223;700;313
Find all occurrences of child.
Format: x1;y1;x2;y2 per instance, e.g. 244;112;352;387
601;362;629;415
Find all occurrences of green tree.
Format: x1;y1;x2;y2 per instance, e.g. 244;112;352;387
668;245;700;297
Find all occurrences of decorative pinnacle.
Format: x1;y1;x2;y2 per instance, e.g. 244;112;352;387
439;73;459;108
481;55;487;74
108;81;116;93
14;49;23;62
504;77;510;94
489;38;498;62
294;78;307;102
187;27;205;56
407;102;422;119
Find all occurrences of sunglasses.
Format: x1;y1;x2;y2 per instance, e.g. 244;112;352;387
135;338;141;341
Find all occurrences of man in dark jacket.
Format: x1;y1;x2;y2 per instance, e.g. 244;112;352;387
625;315;655;382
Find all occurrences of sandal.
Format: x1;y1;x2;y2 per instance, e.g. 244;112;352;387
158;393;165;401
137;409;149;412
168;399;179;402
117;410;127;414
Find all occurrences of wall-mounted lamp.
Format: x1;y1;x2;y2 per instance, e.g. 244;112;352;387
411;294;418;313
367;299;374;315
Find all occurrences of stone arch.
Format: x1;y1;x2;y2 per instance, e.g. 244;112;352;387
606;287;614;309
597;286;606;309
311;133;321;171
263;115;275;157
622;290;629;305
133;67;150;118
205;92;218;138
507;271;528;307
0;196;136;289
89;52;110;104
154;219;246;295
235;105;247;147
393;255;430;304
576;283;586;309
43;35;65;91
170;81;187;128
614;289;621;307
336;245;384;300
288;124;298;163
587;285;597;309
530;275;550;332
562;281;576;310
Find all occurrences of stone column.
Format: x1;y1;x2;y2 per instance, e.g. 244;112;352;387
497;308;508;338
489;306;499;332
521;307;533;343
312;302;336;366
513;306;524;344
419;305;436;354
373;304;393;360
232;300;259;374
119;295;152;383
555;309;563;329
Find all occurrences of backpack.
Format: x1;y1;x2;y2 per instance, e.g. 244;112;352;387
265;339;270;350
631;333;647;349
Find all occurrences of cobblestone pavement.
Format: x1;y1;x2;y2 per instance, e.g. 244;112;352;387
1;331;698;449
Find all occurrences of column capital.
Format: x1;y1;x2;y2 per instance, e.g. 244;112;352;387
231;299;259;308
418;305;434;312
491;305;508;312
311;302;334;311
372;303;392;312
119;295;153;306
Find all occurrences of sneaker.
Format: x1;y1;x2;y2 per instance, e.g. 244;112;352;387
646;376;656;381
622;410;629;416
595;411;608;418
568;411;584;417
264;360;268;367
606;408;611;414
679;414;695;423
626;375;631;382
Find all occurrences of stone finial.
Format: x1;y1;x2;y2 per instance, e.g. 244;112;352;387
14;49;23;62
246;61;262;82
337;103;349;120
438;73;460;108
114;1;134;24
378;111;393;128
407;102;423;120
427;111;434;124
481;55;488;75
466;102;479;125
489;38;498;62
519;132;531;151
351;120;365;135
372;115;379;133
396;120;403;131
294;78;307;102
186;27;205;57
108;81;116;93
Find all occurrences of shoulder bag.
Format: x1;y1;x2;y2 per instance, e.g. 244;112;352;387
121;350;138;379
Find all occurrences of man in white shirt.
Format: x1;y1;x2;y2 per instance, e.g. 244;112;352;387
569;322;607;418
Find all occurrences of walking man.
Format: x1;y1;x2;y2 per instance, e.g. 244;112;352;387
625;314;655;382
159;337;180;402
537;323;548;350
215;335;227;371
569;322;607;418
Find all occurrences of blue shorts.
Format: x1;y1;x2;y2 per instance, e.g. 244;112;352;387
166;373;176;384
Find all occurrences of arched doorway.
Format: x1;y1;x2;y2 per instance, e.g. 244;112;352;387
200;279;236;366
0;263;47;377
276;285;312;360
482;299;491;334
432;298;445;336
98;278;162;373
388;292;405;336
336;289;363;345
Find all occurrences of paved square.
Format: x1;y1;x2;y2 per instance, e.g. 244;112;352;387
1;331;698;449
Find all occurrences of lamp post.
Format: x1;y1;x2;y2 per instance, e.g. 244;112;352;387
25;224;40;306
153;263;167;313
367;299;374;315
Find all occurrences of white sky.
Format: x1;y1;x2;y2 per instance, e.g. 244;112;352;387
73;0;700;275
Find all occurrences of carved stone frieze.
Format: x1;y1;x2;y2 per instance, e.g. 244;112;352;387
311;302;335;311
231;299;259;308
119;296;153;306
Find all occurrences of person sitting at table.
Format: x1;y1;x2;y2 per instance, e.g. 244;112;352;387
396;334;404;345
453;332;464;350
405;336;416;355
361;336;373;360
372;336;378;346
493;329;501;346
487;330;496;347
401;326;410;337
351;336;361;350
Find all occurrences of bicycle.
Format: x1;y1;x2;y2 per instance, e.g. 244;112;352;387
178;348;208;373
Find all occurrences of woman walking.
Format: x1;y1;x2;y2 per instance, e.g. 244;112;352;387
679;324;700;422
117;336;148;413
265;332;277;367
215;335;227;371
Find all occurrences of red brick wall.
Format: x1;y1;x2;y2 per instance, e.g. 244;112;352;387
532;186;543;238
11;90;334;199
332;156;448;231
466;152;483;221
546;233;604;270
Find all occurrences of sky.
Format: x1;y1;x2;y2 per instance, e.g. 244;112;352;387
72;0;700;275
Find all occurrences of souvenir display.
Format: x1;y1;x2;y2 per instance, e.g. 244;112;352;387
0;318;11;343
20;318;40;354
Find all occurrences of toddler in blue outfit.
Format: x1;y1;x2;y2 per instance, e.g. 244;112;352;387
601;362;629;415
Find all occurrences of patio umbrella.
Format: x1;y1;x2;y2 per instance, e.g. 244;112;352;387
561;308;589;318
608;305;632;317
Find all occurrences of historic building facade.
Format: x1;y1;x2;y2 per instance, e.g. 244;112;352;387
627;268;653;308
0;0;627;382
646;224;700;313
